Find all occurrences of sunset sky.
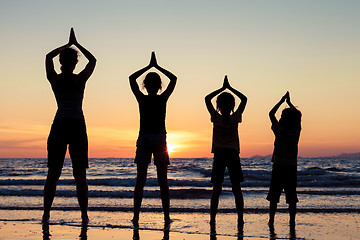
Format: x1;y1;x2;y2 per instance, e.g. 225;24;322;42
0;1;359;158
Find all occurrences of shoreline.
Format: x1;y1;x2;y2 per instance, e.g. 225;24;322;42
1;210;359;239
1;206;359;213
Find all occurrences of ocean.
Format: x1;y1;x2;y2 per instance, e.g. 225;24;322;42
0;157;359;214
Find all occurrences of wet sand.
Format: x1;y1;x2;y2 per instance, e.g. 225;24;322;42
0;210;359;239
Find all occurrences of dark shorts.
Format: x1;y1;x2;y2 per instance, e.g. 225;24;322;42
47;119;88;169
211;149;244;184
266;163;298;204
135;134;169;166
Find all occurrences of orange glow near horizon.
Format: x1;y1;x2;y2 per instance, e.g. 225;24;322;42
167;143;178;155
0;2;360;159
0;120;359;159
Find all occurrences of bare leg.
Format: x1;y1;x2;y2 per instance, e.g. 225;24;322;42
133;163;148;225
289;202;296;226
43;167;62;222
210;183;222;225
231;182;244;226
156;163;170;223
269;201;278;226
73;168;88;222
210;220;216;237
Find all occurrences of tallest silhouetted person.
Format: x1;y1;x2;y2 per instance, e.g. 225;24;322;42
42;28;96;223
129;52;177;227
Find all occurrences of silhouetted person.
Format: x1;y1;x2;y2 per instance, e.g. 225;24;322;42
129;52;177;227
205;76;247;227
267;91;301;228
42;28;96;223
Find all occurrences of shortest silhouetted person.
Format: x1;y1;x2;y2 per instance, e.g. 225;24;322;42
129;52;177;227
42;28;96;223
267;91;302;227
205;76;247;228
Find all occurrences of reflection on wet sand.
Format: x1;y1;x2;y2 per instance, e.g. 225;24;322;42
42;222;50;240
133;222;170;240
210;221;244;240
42;221;88;240
269;223;297;240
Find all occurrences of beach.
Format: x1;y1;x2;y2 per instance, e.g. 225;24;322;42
1;210;359;239
0;157;359;239
1;0;360;238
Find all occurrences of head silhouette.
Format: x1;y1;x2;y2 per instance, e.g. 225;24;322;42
279;108;302;131
216;92;235;115
59;47;78;73
143;72;162;95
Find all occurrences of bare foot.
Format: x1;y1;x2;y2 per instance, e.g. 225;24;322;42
42;212;50;223
164;217;172;228
268;219;274;227
131;217;139;229
81;214;89;224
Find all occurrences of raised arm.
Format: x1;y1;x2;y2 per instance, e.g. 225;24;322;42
205;84;225;115
70;28;97;83
45;43;70;83
269;91;288;124
224;76;247;114
152;52;177;99
286;92;296;109
129;53;153;99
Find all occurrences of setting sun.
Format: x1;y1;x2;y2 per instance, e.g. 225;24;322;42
167;143;178;155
